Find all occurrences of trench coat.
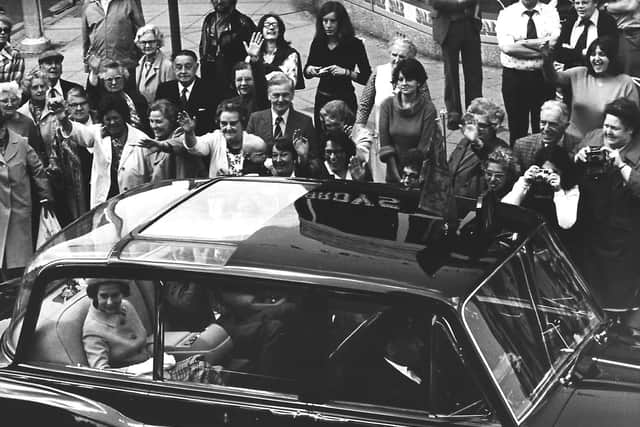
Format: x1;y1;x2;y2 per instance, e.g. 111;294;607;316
0;130;51;268
136;51;175;104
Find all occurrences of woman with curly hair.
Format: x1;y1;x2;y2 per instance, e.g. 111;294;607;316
256;13;304;89
135;24;175;104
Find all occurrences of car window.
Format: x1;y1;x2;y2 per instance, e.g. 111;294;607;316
463;254;551;419
326;294;486;416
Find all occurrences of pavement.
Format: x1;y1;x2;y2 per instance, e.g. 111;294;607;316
11;0;508;150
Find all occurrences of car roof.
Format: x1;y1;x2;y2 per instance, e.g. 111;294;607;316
31;178;542;304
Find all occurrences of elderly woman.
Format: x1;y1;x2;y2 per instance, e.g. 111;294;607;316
223;60;268;116
87;60;149;133
135;25;175;104
448;97;509;199
82;279;221;383
304;1;371;131
17;69;61;167
256;13;304;89
572;97;640;312
543;36;639;139
0;81;46;161
378;58;439;184
355;38;419;182
0;114;51;280
482;147;518;199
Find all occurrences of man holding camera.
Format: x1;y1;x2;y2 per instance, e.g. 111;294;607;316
572;97;640;312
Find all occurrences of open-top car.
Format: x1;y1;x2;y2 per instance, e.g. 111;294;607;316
0;177;639;427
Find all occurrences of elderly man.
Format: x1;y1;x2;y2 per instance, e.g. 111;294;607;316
199;0;255;100
0;14;24;84
246;72;317;154
556;0;618;70
81;0;145;86
512;100;581;171
605;0;640;79
156;50;217;136
496;0;561;145
38;50;82;101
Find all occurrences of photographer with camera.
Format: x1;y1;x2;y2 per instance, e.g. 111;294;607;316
503;145;579;234
573;97;640;311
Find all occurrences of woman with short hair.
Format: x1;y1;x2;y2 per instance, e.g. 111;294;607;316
378;58;439;184
135;24;175;104
572;97;640;311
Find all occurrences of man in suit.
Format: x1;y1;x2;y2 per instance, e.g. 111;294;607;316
155;50;218;136
555;0;618;70
340;312;429;410
38;50;82;102
431;0;483;130
247;71;318;157
513;100;581;171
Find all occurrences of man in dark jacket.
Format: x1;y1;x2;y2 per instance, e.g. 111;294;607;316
555;0;618;70
431;0;483;130
199;0;256;100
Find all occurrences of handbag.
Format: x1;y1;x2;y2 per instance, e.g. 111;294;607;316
36;206;62;249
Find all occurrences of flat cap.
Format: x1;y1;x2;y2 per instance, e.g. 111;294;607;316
38;49;64;64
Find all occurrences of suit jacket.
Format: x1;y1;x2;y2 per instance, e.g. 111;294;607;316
60;79;83;98
431;0;481;45
513;132;582;171
136;51;175;104
246;107;317;155
555;9;618;69
156;78;217;136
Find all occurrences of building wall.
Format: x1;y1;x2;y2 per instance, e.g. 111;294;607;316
311;0;503;67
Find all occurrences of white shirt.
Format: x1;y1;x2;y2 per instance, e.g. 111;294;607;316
178;80;196;102
271;108;290;136
496;1;561;70
384;358;422;384
100;0;112;12
48;81;63;100
569;9;600;51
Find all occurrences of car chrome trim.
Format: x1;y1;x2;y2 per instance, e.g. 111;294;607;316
591;357;640;370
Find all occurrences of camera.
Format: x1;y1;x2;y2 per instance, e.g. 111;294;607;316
585;146;610;176
532;168;553;183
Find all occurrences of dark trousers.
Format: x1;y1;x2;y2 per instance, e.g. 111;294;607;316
441;19;483;116
502;67;554;145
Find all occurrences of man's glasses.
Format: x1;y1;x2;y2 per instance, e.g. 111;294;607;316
68;101;89;108
0;27;10;35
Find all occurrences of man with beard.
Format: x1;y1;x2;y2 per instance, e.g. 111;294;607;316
513;100;581;171
199;0;255;100
182;100;264;177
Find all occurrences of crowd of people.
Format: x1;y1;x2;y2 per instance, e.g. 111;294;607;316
0;0;637;313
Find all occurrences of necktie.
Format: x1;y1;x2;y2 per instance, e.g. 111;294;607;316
525;10;538;39
575;18;591;53
49;88;58;100
274;116;283;139
180;86;188;108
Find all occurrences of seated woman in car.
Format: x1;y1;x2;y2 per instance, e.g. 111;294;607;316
81;279;222;383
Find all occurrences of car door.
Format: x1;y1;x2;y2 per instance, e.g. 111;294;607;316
292;289;502;427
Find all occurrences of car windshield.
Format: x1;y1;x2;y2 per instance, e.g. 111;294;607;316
26;181;202;274
140;180;317;241
462;227;602;423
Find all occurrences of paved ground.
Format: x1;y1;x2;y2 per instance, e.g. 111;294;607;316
11;0;508;150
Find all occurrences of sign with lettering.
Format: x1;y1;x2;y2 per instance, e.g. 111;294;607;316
353;0;499;39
